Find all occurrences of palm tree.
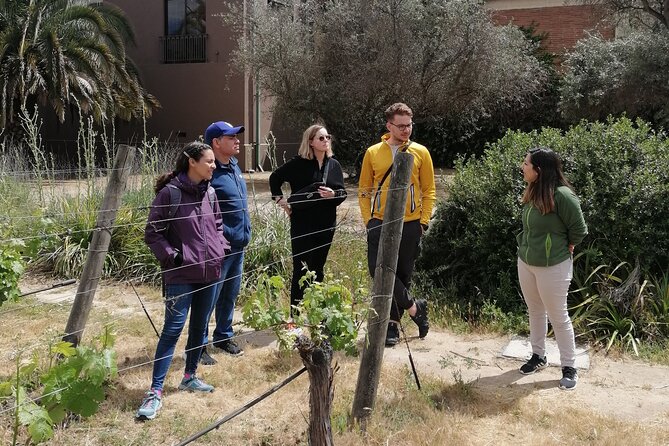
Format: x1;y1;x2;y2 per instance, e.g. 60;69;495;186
0;0;159;130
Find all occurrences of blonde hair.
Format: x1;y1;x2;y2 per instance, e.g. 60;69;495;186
297;124;334;159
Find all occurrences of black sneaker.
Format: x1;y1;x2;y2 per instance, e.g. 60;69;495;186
410;299;429;339
215;339;244;357
519;353;547;375
199;347;217;366
385;322;400;347
559;366;578;390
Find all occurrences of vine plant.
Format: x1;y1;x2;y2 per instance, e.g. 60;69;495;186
242;270;367;445
0;327;118;444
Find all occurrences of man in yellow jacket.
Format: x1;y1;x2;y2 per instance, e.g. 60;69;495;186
358;102;436;347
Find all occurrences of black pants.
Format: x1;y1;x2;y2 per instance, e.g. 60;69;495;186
289;219;335;314
366;218;422;322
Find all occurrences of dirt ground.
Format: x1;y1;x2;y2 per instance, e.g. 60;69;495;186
19;279;669;427
381;329;669;424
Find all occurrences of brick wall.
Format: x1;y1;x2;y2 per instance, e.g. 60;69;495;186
491;5;614;55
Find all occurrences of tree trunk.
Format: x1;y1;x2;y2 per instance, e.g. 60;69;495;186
296;336;334;446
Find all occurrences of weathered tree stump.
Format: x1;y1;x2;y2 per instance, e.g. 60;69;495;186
296;336;335;446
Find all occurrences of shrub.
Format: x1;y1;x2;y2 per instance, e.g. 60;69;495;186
418;117;669;325
0;245;25;306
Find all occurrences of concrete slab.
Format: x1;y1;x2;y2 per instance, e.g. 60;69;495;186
34;287;76;304
500;336;590;370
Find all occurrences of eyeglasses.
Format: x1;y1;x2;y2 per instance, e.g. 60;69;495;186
316;135;332;142
389;122;413;131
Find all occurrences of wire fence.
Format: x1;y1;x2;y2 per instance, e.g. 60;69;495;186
0;171;415;444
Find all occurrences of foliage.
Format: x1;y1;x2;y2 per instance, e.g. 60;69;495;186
418;117;669;337
585;0;669;31
225;0;548;165
560;30;669;127
242;206;291;289
242;271;366;354
0;244;24;307
296;271;366;355
0;327;117;444
0;0;159;131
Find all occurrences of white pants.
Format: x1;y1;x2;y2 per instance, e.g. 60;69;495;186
517;258;576;368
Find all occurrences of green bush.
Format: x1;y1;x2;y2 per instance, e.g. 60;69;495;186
419;117;669;323
0;245;25;306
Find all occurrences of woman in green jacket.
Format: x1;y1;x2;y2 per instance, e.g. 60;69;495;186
517;147;588;390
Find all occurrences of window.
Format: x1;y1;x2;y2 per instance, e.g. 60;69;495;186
165;0;206;35
162;0;207;63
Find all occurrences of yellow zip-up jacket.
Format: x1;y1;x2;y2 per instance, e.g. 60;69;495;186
358;134;436;226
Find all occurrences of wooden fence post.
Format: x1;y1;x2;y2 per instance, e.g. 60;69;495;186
351;151;413;427
63;144;135;346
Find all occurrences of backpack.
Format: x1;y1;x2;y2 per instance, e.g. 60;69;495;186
164;183;218;234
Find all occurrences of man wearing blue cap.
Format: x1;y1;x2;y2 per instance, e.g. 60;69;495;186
201;121;251;364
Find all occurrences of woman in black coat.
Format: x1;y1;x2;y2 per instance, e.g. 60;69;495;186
269;124;347;314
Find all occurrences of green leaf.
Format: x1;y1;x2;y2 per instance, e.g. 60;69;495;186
27;413;54;443
51;341;77;358
47;404;67;425
0;381;13;396
62;380;104;417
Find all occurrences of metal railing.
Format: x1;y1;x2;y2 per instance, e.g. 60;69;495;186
160;34;207;64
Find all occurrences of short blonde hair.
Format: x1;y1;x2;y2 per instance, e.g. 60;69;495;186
298;124;334;159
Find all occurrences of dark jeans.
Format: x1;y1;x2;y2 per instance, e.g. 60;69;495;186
290;221;335;313
205;247;245;345
366;218;422;322
150;283;217;391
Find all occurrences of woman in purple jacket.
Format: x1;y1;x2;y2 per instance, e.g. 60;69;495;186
136;141;230;420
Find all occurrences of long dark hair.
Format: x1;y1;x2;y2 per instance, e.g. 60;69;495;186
154;141;212;193
521;147;573;214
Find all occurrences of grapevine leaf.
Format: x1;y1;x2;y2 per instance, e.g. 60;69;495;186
51;341;77;358
62;380;104;417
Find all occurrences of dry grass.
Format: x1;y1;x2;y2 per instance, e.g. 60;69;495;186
2;280;669;445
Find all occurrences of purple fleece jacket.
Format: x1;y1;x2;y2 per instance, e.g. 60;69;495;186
145;174;230;285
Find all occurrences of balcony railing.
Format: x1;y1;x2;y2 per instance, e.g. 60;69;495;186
160;34;208;64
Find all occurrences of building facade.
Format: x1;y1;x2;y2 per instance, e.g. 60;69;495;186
486;0;614;57
104;0;275;170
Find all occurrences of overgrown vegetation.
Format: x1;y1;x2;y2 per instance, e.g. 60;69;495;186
419;117;669;351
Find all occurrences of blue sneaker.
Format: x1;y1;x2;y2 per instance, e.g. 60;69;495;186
136;390;162;420
178;375;214;393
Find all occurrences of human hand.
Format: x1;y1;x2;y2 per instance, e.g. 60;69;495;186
318;186;335;198
276;197;292;216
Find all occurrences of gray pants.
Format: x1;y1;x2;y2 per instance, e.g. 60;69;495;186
518;257;576;368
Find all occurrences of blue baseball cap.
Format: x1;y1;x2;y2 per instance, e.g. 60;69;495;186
204;121;245;145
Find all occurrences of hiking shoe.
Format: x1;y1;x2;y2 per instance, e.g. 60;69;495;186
136;390;162;420
216;339;244;357
178;375;214;393
410;299;429;339
559;366;578;390
199;347;217;365
519;353;548;375
385;322;400;347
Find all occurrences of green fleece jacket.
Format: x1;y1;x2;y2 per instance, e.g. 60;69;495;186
517;186;588;267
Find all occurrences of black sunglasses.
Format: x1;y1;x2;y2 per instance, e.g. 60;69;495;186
317;135;332;142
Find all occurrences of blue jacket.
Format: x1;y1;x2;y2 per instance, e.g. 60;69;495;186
145;175;230;285
210;157;251;248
